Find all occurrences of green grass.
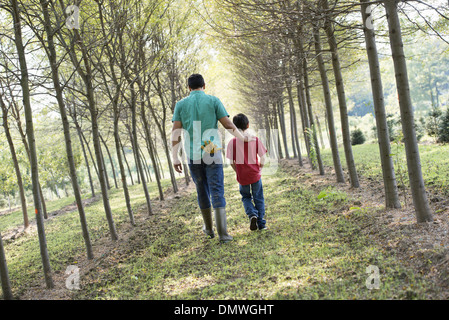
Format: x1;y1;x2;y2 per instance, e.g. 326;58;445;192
320;143;449;196
1;158;440;299
1;180;172;297
0;193;91;234
65;168;434;300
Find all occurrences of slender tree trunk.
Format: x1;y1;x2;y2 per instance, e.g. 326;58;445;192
151;76;178;193
99;144;111;190
313;24;345;184
100;134;118;189
283;68;297;159
303;58;325;176
272;104;284;159
1;99;29;228
76;121;95;197
114;122;135;226
322;0;359;188
361;0;401;209
129;81;153;214
315;115;326;149
142;111;164;201
39;0;94;258
10;0;53;288
81;130;99;180
10;104;48;218
138;146;151;183
384;0;433;222
120;137;134;186
285;75;302;162
278;98;290;159
0;232;13;300
296;72;312;161
126;125;141;185
61;18;119;240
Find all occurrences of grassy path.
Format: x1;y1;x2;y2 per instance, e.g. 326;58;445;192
58;162;441;300
3;155;447;300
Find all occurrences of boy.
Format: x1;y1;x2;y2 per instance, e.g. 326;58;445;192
226;113;267;231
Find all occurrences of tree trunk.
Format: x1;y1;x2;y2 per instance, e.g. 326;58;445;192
272;104;283;159
151;75;179;193
10;0;53;288
9;101;48;219
39;0;94;259
313;24;345;183
0;232;13;300
119;138;134;186
384;0;433;222
76;120;95;197
322;0;359;188
1;99;29;228
277;99;290;159
315;115;326;150
285;74;302;164
361;0;401;209
303;57;325;176
100;134;118;189
63;20;119;240
129;81;153;214
80;130;99;180
99;144;111;191
141;109;164;201
114;129;135;226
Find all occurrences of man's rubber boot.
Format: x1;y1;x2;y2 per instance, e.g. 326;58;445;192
214;207;233;243
200;208;215;239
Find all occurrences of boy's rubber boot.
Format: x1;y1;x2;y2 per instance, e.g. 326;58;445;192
200;208;215;239
214;207;233;243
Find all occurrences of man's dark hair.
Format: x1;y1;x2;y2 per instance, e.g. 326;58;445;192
233;113;249;131
188;74;205;90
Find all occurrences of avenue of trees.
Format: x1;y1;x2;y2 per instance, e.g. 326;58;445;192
1;0;449;298
199;0;449;220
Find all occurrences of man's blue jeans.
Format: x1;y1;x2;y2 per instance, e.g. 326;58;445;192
188;159;226;210
239;179;266;229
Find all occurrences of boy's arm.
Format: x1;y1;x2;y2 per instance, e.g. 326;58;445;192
259;154;266;169
230;161;236;172
257;138;267;169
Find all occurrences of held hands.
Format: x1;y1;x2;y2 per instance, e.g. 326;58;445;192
201;140;222;154
242;130;256;142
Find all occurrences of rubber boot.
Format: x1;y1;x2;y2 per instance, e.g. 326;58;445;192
200;208;215;239
213;207;233;243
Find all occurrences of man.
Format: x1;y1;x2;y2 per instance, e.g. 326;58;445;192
171;74;249;243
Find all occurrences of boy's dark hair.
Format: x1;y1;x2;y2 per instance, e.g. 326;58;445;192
233;113;249;131
188;74;205;90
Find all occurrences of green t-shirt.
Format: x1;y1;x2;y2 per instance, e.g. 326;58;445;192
172;90;229;161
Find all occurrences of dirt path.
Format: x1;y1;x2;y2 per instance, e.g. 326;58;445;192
2;196;101;243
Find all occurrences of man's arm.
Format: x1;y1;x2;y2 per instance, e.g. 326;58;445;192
171;120;183;173
218;116;252;142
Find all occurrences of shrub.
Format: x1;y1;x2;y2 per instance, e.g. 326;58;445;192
351;128;366;146
438;108;449;143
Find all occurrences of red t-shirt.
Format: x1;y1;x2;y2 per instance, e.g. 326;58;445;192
226;136;267;186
